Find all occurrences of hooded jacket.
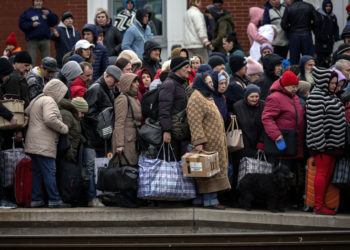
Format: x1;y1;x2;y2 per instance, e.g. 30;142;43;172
82;24;109;81
2;70;30;107
184;6;209;49
211;71;230;126
281;0;318;36
247;7;270;46
306;67;346;152
70;76;87;98
262;79;305;159
314;0;339;54
121;9;153;59
117;50;142;72
19;7;58;40
257;53;283;100
136;68;153;100
141;40;161;78
298;55;314;82
112;73;142;165
51;21;81;68
115;0;136;34
26;66;50;101
97;19;123;57
25;79;69;159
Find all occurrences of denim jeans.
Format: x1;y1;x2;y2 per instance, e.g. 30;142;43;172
83;147;96;201
31;154;62;205
193;193;219;207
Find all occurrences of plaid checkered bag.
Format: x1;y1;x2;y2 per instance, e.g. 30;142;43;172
237;151;273;188
332;157;350;186
0;140;27;187
137;144;196;201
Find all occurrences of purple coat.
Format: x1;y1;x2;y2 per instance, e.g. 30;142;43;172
262;79;305;159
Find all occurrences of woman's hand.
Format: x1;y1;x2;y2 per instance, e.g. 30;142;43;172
163;132;171;143
230;114;236;120
116;147;124;153
275;135;283;142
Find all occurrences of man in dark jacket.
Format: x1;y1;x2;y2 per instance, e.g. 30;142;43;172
159;57;190;160
82;24;109;81
81;65;121;205
95;8;123;57
314;0;339;67
257;53;283;100
18;0;58;65
281;0;318;64
142;40;161;78
224;55;249;113
51;12;81;68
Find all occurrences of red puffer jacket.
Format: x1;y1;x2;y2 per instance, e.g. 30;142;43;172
262;79;305;159
70;76;87;98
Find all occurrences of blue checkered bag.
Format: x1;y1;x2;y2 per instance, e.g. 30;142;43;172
137;144;196;200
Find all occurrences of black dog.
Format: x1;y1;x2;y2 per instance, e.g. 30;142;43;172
238;163;294;213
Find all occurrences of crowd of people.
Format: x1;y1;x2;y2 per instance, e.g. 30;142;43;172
0;0;349;215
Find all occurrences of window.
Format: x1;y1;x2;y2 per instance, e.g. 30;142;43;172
110;0;165;37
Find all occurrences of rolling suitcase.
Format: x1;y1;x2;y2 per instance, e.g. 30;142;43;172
14;158;32;207
304;157;340;211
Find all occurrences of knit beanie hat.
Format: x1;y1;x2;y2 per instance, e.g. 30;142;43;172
208;56;225;69
229;55;247;73
197;64;212;73
170;56;189;72
246;57;263;75
71;97;88;113
244;84;261;99
0;58;14;79
62;11;73;22
13;51;32;64
280;71;299;86
338;43;350;55
297;80;311;96
260;43;274;55
68;54;84;64
6;32;18;47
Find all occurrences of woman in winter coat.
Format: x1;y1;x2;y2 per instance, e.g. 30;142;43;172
206;4;235;54
112;73;142;166
136;68;153;101
25;79;70;208
257;53;283;100
306;67;346;215
187;73;231;209
210;70;229;127
247;7;271;47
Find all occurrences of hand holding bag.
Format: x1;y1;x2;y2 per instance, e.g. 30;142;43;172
96;152;138;192
139;118;162;146
226;117;244;152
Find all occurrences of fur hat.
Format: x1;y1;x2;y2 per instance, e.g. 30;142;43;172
280;71;299;86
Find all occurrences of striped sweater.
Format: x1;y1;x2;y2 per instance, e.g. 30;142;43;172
306;67;346;151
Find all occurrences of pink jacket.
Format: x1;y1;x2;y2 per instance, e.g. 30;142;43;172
262;80;305;159
247;7;271;46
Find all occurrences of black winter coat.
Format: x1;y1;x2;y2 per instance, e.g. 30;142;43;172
101;21;123;57
81;77;116;156
159;72;187;132
224;74;249;113
142;40;161;78
257;53;283;100
1;70;30;107
281;0;318;36
233;99;265;158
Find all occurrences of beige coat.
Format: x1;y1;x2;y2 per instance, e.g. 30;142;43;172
187;90;231;194
25;79;69;159
112;73;142;165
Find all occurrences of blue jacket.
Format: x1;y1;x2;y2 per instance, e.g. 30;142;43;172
82;24;109;81
19;7;58;40
122;21;153;59
51;21;81;68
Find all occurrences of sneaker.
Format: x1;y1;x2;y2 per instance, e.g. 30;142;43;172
88;198;105;207
313;206;336;215
0;200;17;209
48;202;71;208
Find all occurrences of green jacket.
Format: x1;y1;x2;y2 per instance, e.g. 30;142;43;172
212;14;235;54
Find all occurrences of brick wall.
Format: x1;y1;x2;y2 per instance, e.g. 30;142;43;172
200;0;267;53
0;0;87;65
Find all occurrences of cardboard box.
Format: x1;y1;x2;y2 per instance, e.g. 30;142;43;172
0;99;24;130
182;151;220;178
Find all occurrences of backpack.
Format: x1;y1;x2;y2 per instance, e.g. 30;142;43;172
97;107;114;140
141;87;159;121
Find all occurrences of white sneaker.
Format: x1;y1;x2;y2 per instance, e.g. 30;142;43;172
0;200;17;209
88;198;104;207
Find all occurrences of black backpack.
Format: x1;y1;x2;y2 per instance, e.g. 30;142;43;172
141;87;159;121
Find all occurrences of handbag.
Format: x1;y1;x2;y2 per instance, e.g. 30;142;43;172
125;94;147;152
96;152;138;192
237;151;273;188
137;143;196;201
0;138;27;187
263;104;298;156
97;107;114;140
171;109;190;141
226;117;244;152
139;118;162;146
